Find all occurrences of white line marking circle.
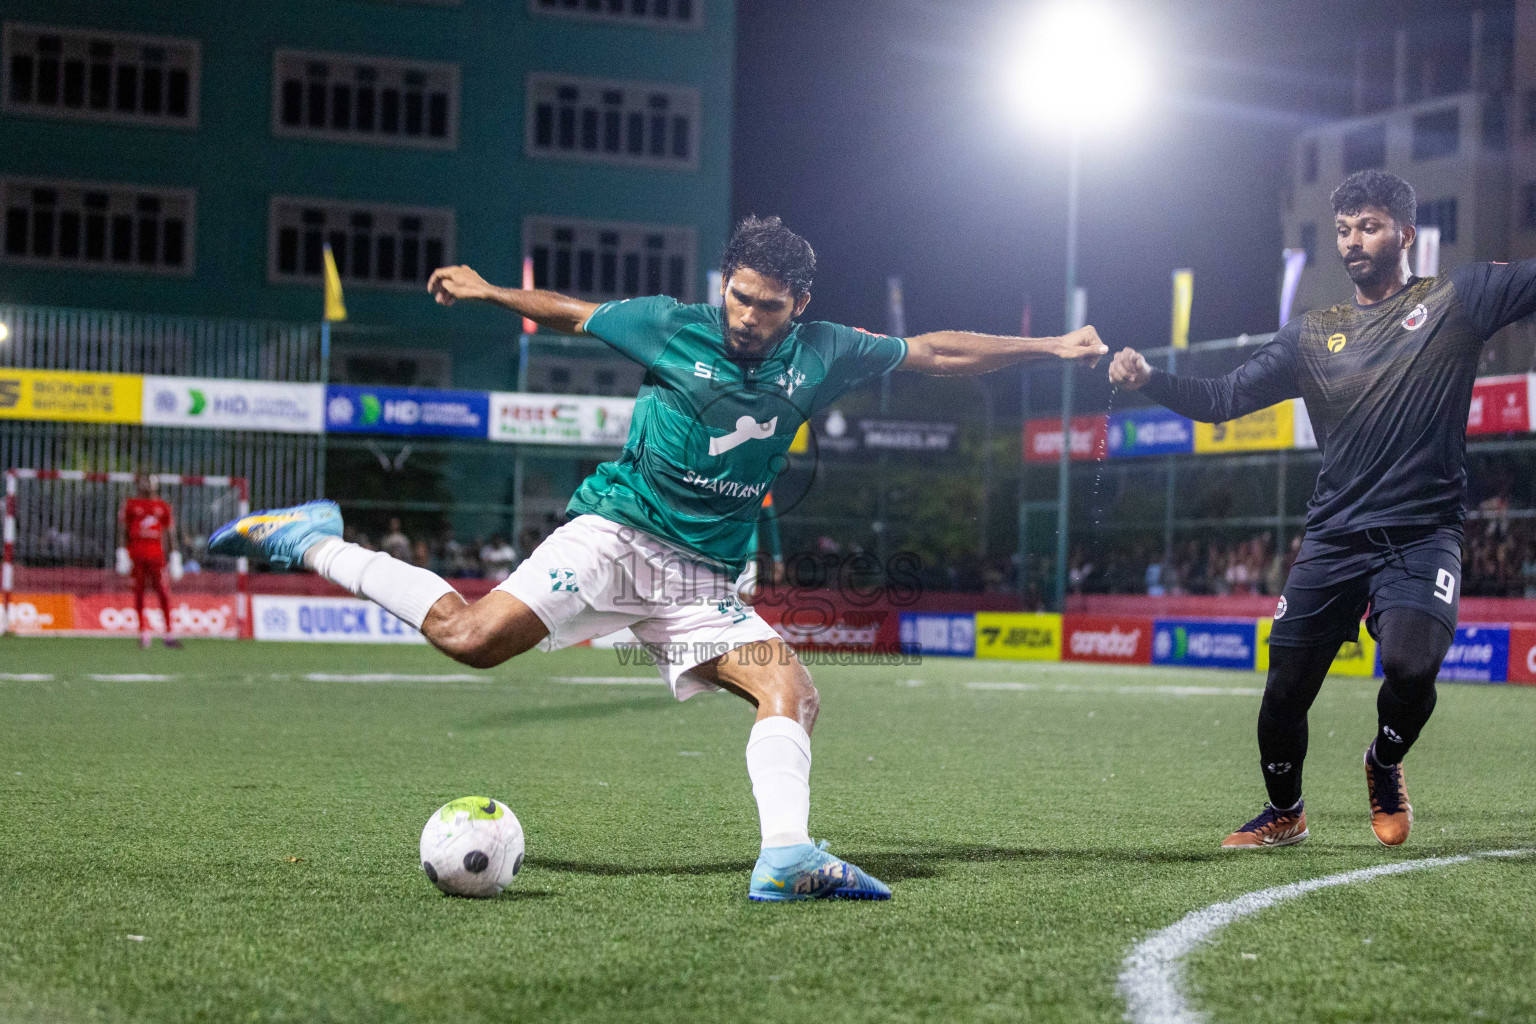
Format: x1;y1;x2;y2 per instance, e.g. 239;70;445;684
1119;849;1533;1024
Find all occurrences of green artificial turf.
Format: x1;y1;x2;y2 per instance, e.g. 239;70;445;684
0;639;1533;1023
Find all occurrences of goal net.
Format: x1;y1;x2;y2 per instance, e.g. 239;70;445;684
2;470;250;638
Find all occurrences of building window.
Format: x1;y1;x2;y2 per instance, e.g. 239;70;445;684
1411;107;1459;160
528;0;702;30
1342;122;1386;173
268;197;454;289
2;177;194;275
273;50;458;150
3;22;199;127
524;217;696;302
1298;222;1316;264
1418;197;1458;246
1483;95;1508;153
1301;140;1318;184
526;74;699;170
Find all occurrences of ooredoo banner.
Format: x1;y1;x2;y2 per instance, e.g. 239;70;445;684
77;594;239;637
1061;615;1153;664
252;595;425;643
1023;416;1107;464
1509;625;1536;685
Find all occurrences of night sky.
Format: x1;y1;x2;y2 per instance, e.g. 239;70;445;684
732;1;1475;412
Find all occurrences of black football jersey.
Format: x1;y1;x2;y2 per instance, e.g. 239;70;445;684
1143;262;1536;538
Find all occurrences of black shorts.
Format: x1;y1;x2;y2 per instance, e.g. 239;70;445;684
1268;525;1462;649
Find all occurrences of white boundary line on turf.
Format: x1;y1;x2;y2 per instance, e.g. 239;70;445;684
0;672;53;681
553;675;664;685
303;673;483;683
89;673;173;682
1118;848;1535;1024
966;682;1263;697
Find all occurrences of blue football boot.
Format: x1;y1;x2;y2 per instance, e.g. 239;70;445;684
749;840;891;902
208;499;342;570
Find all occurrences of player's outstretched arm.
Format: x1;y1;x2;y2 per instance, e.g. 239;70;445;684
900;326;1107;376
1108;340;1300;423
427;265;600;335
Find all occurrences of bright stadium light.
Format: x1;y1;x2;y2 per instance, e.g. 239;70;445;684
1004;2;1149;130
0;321;9;343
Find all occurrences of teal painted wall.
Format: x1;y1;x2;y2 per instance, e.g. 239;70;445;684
0;0;735;390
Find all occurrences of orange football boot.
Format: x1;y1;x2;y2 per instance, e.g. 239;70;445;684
1365;743;1412;846
1221;802;1308;849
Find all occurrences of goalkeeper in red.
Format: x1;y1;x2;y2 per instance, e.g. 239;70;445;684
1111;170;1536;849
119;475;182;650
211;215;1106;901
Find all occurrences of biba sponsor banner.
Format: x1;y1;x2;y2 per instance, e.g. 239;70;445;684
143;376;324;434
76;594;238;637
898;612;975;657
974;612;1062;661
1023;416;1107;464
0;593;77;632
1436;624;1509;682
253;595;424;643
1466;374;1532;435
1062;615;1152;664
1508;625;1536;685
488;392;634;446
1152;618;1256;670
0;369;142;424
1256;615;1375;676
1193;402;1295;453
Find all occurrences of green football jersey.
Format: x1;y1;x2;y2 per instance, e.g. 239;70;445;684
570;295;907;575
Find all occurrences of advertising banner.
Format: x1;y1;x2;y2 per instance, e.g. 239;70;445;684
1255;615;1376;676
253;595;425;643
0;593;76;632
1023;416;1107;464
75;594;239;637
899;612;975;657
763;606;892;651
143;376;324;434
1508;625;1536;685
1062;614;1153;664
1466;374;1532;436
1152;618;1257;670
0;368;141;424
487;392;634;446
1107;409;1193;458
858;419;957;454
1436;624;1510;682
974;612;1062;661
1193;402;1295;454
325;385;489;437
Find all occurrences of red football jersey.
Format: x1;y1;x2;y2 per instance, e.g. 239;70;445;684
122;497;173;558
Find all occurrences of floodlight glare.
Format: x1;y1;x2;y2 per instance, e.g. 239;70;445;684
1006;3;1149;129
0;321;10;343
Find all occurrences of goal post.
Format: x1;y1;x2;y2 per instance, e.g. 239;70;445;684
2;469;250;638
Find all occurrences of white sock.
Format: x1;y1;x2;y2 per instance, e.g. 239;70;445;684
746;716;812;849
303;538;456;630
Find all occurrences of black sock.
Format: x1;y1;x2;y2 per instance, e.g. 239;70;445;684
1256;644;1335;809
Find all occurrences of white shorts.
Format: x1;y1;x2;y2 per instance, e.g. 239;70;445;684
495;515;782;700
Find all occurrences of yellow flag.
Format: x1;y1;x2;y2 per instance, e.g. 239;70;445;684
1170;269;1193;350
323;244;347;322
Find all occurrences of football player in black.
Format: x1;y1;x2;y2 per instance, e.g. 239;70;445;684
1110;169;1536;847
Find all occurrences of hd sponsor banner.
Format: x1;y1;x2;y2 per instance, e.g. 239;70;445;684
1152;617;1257;670
252;595;425;643
1434;624;1510;682
898;612;976;657
974;612;1062;661
1508;625;1536;685
1106;409;1193;458
1193;401;1295;454
325;385;489;437
1023;416;1107;464
1255;615;1376;676
143;376;324;434
1466;374;1533;435
488;392;634;446
1061;614;1153;664
0;368;142;424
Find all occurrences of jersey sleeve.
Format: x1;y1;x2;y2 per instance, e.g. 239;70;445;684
817;323;908;399
580;295;683;369
1449;260;1536;339
1142;321;1302;423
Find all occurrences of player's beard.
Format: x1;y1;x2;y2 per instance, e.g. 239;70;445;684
725;319;792;359
1342;242;1403;289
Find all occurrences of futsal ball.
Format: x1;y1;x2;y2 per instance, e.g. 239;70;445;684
420;796;525;898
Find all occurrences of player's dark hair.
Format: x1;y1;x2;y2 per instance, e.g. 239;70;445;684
1331;170;1416;229
721;215;815;296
